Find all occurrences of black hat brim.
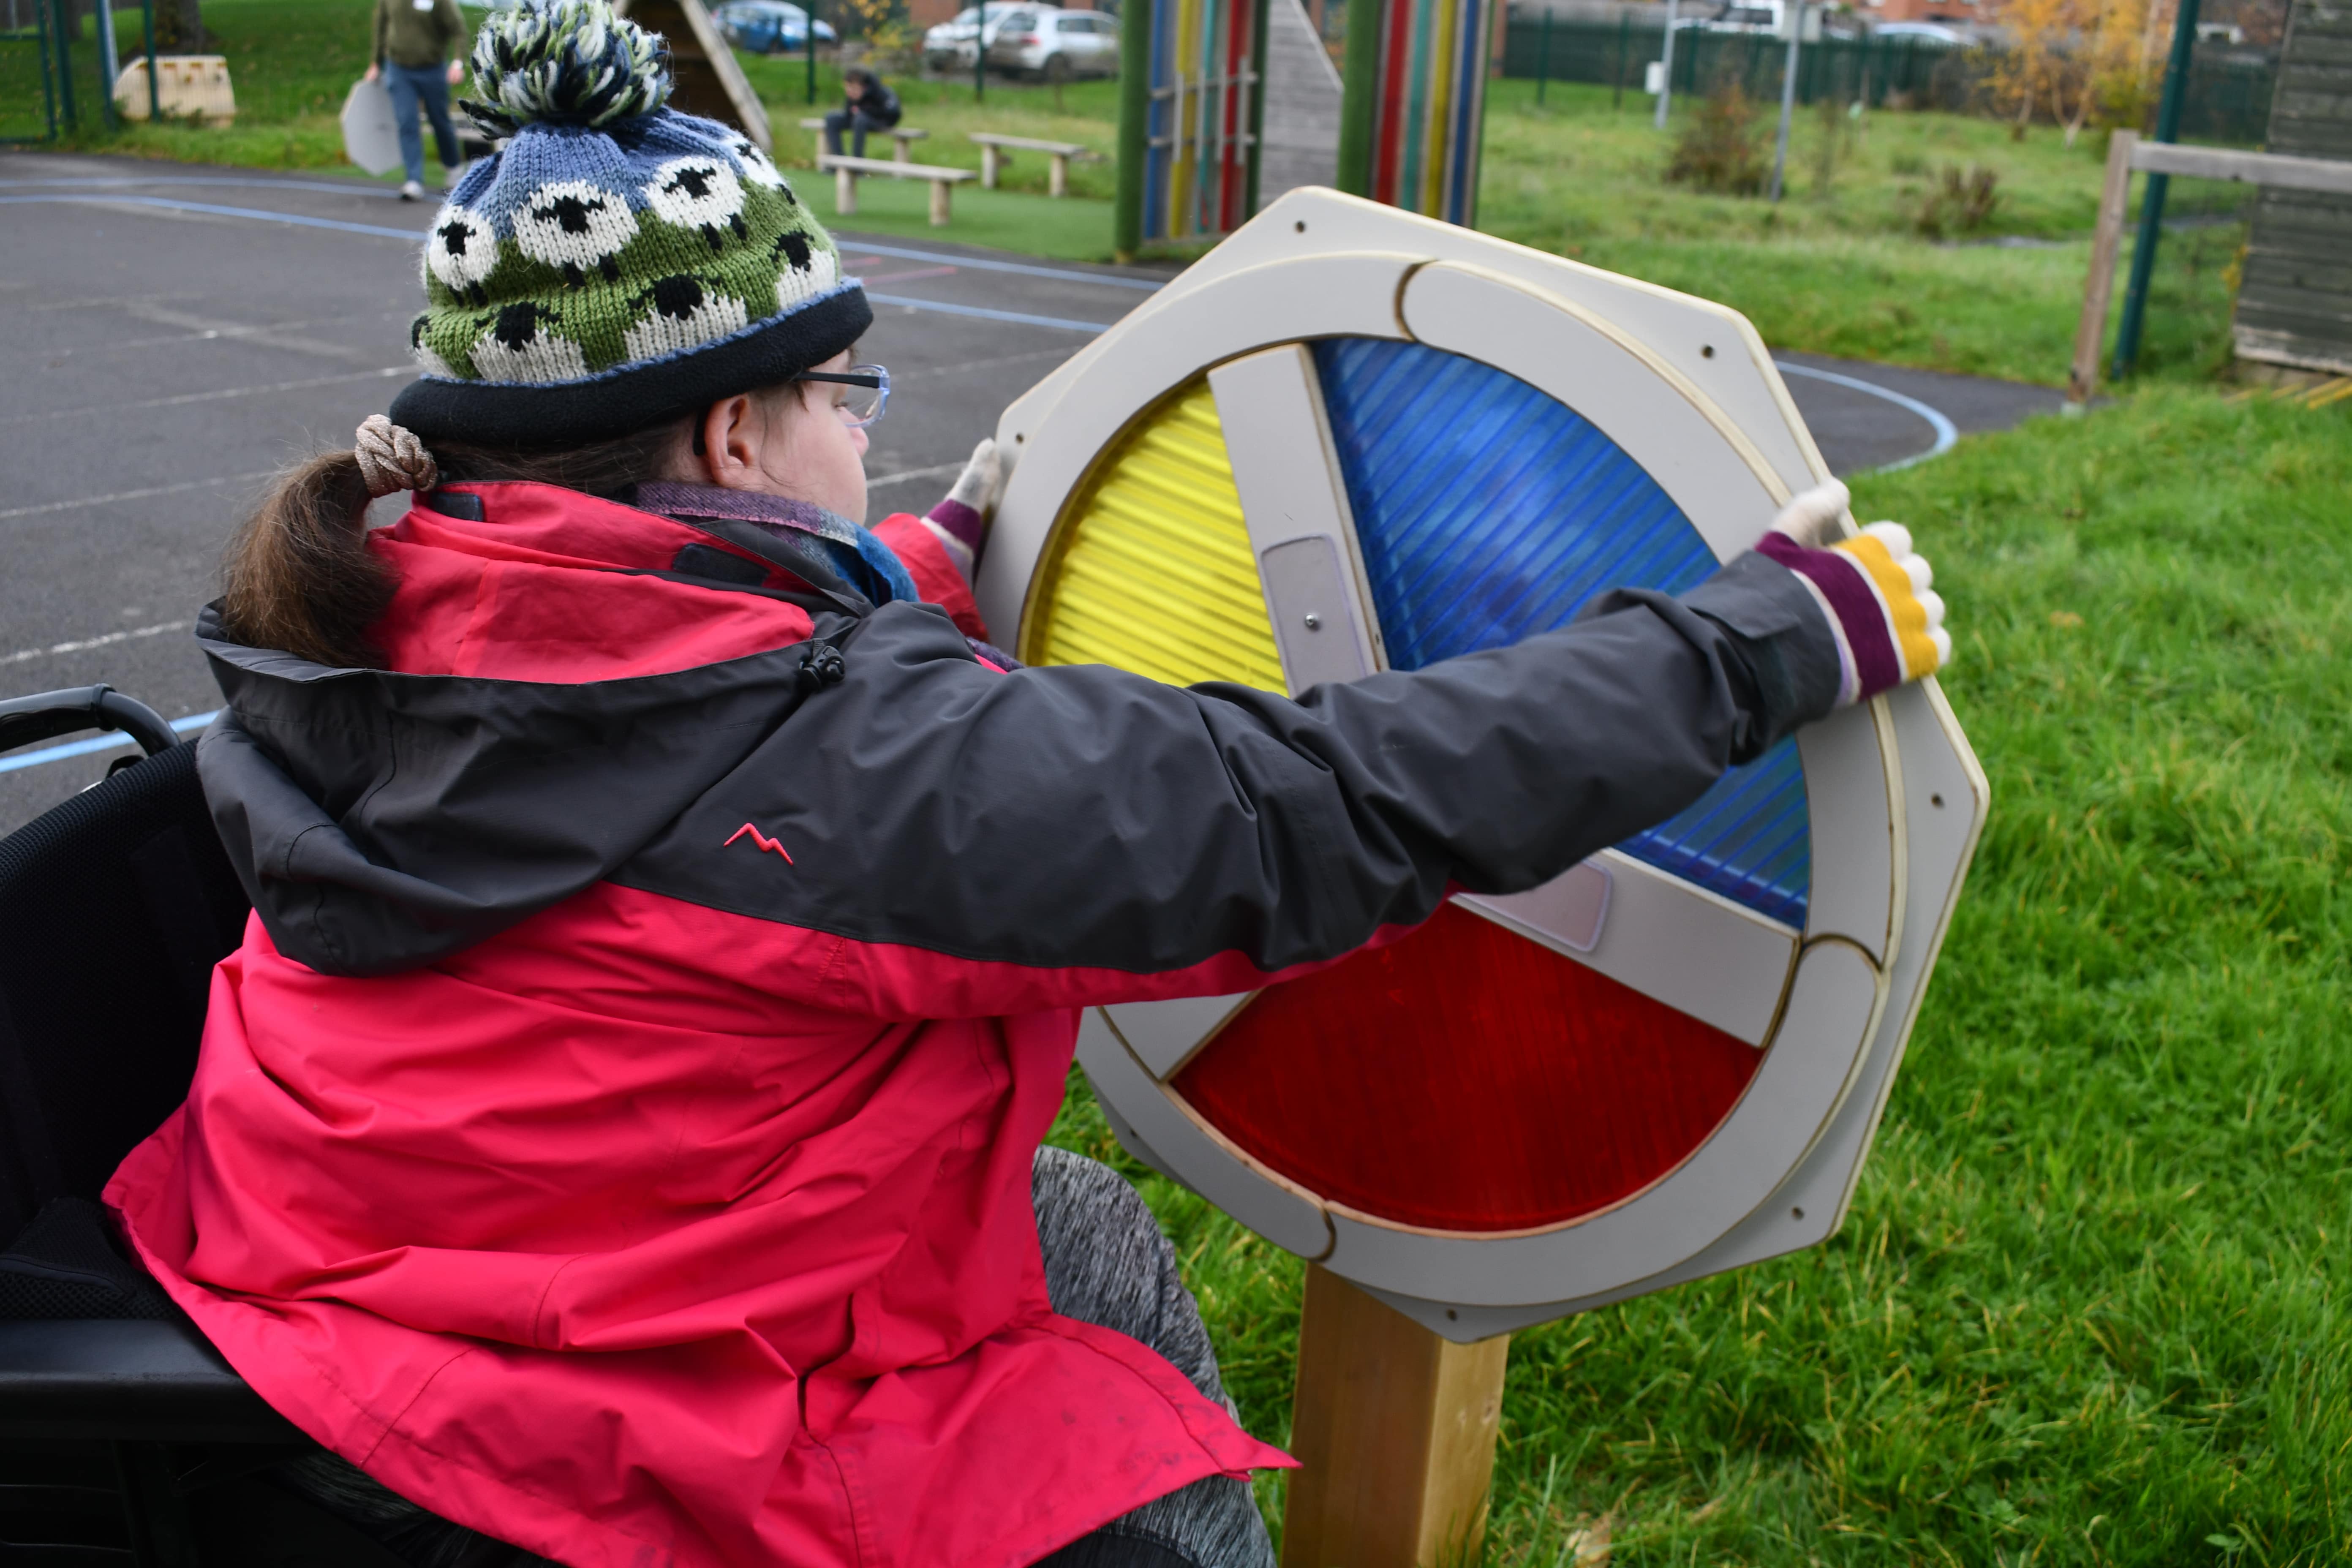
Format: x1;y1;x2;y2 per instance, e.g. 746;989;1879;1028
389;287;874;450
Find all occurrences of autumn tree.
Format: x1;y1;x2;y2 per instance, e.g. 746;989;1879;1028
1988;0;2161;144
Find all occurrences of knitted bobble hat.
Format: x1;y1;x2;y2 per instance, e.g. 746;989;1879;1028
387;0;868;449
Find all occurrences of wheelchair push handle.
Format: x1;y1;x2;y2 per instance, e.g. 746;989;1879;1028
0;685;182;760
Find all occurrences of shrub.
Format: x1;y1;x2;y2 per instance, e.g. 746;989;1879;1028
1915;163;2000;236
1666;77;1767;197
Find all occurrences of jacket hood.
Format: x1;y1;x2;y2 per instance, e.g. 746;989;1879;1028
197;603;848;977
192;493;879;978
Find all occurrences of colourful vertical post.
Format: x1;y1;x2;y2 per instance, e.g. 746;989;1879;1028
1333;0;1493;225
1128;0;1271;244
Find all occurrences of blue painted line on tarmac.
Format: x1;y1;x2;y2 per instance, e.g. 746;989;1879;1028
0;193;428;241
842;240;1165;291
1773;360;1960;471
865;293;1114;334
0;711;219;775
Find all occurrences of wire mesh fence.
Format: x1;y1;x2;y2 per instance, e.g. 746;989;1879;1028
1500;16;2279;144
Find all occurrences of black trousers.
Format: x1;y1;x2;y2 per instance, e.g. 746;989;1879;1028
270;1148;1276;1568
823;107;893;157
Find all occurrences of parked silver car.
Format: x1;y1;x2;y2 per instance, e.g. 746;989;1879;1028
923;3;1021;71
986;8;1120;81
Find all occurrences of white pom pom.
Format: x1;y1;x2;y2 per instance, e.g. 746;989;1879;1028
466;0;670;136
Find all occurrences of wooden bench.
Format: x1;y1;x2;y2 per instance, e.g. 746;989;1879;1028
798;117;930;163
966;132;1102;198
817;152;975;225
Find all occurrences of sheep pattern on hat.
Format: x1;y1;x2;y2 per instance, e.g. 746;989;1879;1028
408;3;849;388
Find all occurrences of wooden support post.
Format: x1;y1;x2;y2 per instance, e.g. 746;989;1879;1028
2069;129;2137;409
980;142;1002;188
1049;151;1070;198
834;163;857;215
928;176;953;225
1280;1265;1510;1568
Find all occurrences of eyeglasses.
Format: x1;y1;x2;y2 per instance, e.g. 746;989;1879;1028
793;363;890;429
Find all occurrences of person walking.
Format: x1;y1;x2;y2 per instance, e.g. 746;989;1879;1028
365;0;469;200
824;65;902;158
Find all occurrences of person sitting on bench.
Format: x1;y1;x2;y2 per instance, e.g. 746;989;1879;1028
825;65;901;158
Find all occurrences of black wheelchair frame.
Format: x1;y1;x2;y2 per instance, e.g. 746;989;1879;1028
0;686;413;1566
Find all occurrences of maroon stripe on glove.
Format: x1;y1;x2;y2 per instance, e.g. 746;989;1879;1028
1755;531;1900;700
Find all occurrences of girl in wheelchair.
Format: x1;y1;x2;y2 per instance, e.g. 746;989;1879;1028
103;4;1950;1564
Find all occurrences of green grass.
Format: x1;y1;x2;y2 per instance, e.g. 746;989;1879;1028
23;2;2258;375
744;57;1121;256
1478;79;2251;386
1049;384;2352;1565
16;0;472;179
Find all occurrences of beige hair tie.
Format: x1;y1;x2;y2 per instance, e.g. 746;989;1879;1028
354;414;440;498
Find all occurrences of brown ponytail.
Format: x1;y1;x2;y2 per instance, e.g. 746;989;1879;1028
216;412;696;671
218;450;395;671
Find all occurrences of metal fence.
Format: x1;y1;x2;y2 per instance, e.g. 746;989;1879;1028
1500;16;2280;143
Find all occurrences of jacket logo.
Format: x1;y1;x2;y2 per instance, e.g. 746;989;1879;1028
723;822;795;863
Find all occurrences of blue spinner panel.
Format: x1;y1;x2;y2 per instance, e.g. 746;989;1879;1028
1312;336;1811;928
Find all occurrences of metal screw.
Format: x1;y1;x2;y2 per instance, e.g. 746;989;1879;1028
1302;612;1322;631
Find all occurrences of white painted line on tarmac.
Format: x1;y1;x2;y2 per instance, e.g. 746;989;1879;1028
4;367;409;428
1773;360;1960;471
839;240;1166;291
0;472;275;523
0;193;430;241
3;620;192;667
866;293;1113;334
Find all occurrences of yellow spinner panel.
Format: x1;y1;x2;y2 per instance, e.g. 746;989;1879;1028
1019;377;1286;691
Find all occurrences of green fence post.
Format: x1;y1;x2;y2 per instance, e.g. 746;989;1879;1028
1113;0;1150;260
974;3;986;101
31;0;59;141
805;1;817;104
52;0;78;131
2111;0;2201;378
1612;8;1628;109
1335;0;1380;194
1535;8;1549;103
139;0;157;119
95;0;120;128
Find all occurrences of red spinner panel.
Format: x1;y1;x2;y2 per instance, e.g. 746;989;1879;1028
1170;901;1764;1232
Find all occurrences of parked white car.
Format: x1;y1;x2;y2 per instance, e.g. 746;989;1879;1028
986;8;1120;81
1870;21;1970;44
923;3;1022;70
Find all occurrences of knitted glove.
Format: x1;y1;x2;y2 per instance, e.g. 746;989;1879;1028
1754;481;1950;707
920;439;1005;584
